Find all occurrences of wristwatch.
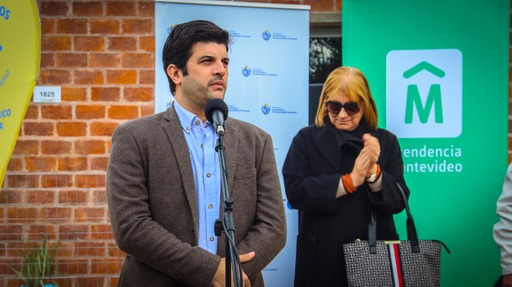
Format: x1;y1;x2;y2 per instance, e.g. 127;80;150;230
366;173;378;183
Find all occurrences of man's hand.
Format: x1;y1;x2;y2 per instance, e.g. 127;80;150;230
212;251;255;287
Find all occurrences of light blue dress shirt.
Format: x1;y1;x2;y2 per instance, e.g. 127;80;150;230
174;101;220;254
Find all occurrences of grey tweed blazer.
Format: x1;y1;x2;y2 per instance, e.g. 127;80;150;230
107;104;286;287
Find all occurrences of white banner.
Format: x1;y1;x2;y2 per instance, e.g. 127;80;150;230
155;1;310;286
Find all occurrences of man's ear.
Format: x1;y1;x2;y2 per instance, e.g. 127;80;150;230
166;64;182;85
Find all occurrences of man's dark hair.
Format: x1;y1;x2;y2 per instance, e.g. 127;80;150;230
162;20;231;95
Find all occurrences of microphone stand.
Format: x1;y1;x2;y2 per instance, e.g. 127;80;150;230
214;132;243;287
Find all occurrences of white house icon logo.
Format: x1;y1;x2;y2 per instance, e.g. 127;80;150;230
386;49;462;138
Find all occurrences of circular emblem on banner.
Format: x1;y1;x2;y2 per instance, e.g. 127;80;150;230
261;104;271;115
242;66;251;77
262;29;271;41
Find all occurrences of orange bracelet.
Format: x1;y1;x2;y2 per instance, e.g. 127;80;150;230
342;174;356;194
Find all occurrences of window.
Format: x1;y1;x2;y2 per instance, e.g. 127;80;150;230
309;12;341;123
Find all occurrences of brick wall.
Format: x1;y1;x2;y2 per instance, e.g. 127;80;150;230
1;1;342;286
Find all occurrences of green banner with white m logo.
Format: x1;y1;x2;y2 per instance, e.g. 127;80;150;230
343;0;509;286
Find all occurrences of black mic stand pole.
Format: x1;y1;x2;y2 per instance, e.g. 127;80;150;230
214;133;243;287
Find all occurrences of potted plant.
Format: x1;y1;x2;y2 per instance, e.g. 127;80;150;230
12;236;61;287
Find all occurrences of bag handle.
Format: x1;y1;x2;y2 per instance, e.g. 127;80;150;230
368;182;420;254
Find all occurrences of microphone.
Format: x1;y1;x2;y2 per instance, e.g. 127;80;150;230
205;98;229;136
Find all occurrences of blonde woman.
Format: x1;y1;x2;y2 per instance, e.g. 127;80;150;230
282;66;409;287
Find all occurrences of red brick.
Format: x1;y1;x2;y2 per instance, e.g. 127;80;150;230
62;87;87;101
0;225;23;240
58;190;88;204
6;158;22;171
41;105;72;120
75;207;106;223
124;87;153;102
13;140;39;155
75;140;106;154
106;1;136;16
91;258;121;274
74;276;109;287
75;241;107;257
91;19;121;34
73;1;104;16
56;53;88;68
76;174;106;188
41;52;56;68
54;241;73;257
75;36;106;52
57;19;88;34
25;189;55;204
6;208;39;224
3;175;38;188
56;122;87;137
141;105;155;117
42;35;72;51
139;2;155;17
90;53;121;68
140;70;155;85
106;70;137;84
41;174;74;188
91;224;114;240
108;105;139;119
26;156;57;172
90;122;118;136
39;69;72;85
91;157;109;171
140;36;155;52
40;1;70;16
57;157;88;171
23;122;54;136
26;225;58;238
0;190;22;204
58;225;89;241
122;52;153;68
91;87;121;101
107;242;125;257
76;105;106;119
74;70;105;85
41;140;72;155
107;37;137;51
24;105;39;119
122;19;153;34
41;207;73;222
41;18;56;34
92;189;108;204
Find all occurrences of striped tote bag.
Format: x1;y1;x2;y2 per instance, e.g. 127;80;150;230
342;184;449;287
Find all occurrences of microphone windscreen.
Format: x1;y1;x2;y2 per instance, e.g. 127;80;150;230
205;98;229;123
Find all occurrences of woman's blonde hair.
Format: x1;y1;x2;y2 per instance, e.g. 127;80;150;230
315;66;378;130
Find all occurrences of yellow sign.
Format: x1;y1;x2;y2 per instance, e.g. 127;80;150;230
0;0;41;187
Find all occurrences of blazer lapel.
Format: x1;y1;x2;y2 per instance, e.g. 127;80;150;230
216;118;238;210
162;104;199;236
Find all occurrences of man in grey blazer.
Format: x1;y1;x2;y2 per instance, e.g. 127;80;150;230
106;20;286;287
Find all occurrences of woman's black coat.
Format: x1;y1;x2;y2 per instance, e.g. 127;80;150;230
282;119;409;287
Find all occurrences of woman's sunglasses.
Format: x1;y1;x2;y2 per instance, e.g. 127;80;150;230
325;101;361;116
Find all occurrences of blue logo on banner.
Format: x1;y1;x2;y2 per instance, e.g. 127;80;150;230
262;29;271;41
261;104;271;115
242;66;252;77
0;6;10;20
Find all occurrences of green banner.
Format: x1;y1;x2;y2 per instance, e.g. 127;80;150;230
343;0;509;286
0;0;40;187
